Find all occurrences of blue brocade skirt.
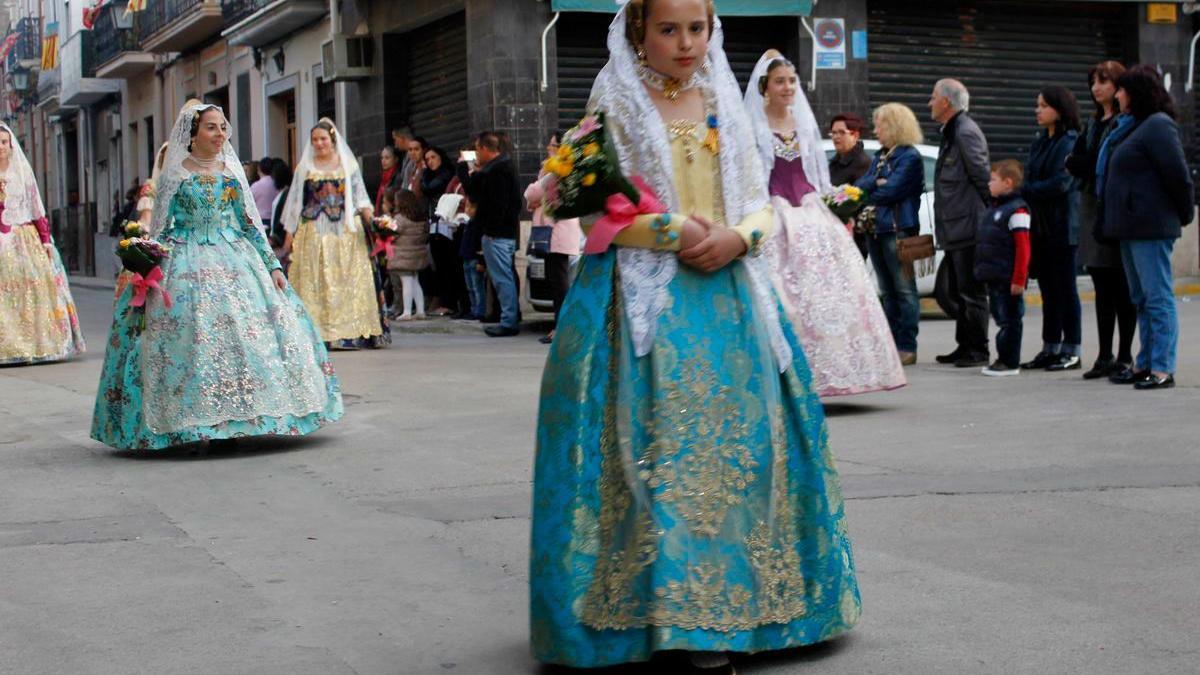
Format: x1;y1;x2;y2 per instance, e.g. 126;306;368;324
530;250;861;668
90;233;343;450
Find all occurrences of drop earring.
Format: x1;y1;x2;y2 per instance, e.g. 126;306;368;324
636;47;647;64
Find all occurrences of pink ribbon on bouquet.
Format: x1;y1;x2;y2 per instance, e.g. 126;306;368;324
583;176;667;255
371;236;395;259
130;267;173;309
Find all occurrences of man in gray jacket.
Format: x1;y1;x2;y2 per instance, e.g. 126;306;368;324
930;79;991;367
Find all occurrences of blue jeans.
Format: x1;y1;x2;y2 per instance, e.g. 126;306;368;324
482;235;519;329
463;259;486;319
986;283;1025;368
1121;239;1178;373
868;232;920;352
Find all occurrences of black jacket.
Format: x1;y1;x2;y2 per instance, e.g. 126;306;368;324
420;165;454;221
1099;113;1194;241
456;154;521;240
1022;128;1079;248
829;142;872;187
934;112;991;251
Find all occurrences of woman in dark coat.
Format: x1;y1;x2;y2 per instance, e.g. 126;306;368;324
420;146;466;316
1097;65;1194;389
1020;86;1082;372
1066;61;1136;380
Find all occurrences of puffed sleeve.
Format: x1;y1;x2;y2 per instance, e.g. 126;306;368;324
351;170;371;214
728;205;775;257
232;184;282;272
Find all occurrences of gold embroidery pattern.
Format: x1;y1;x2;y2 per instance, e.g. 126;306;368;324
578;272;661;629
639;354;758;537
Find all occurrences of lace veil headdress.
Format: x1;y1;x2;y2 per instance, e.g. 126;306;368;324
743;51;832;193
151;101;262;236
279;117;366;234
0;122;47;229
587;0;791;370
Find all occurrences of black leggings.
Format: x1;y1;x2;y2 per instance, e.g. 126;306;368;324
1036;245;1082;349
546;252;572;324
1089;266;1136;364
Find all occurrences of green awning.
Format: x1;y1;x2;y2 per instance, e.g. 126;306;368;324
550;0;813;16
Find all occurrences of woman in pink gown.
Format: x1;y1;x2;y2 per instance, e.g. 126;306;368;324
744;51;905;397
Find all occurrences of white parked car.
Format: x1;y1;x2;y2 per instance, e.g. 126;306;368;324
821;140;943;297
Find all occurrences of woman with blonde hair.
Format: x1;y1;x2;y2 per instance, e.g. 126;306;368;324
855;102;926;363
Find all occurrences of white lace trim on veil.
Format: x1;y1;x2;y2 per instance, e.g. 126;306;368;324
279;119;369;235
0;122;47;229
588;4;791;371
743;51;832;194
151;103;263;237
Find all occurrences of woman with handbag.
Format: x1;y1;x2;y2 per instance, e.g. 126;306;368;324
855;103;927;365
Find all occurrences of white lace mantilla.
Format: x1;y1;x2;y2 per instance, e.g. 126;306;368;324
589;8;790;372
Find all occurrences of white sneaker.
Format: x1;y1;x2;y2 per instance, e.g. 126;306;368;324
982;360;1020;377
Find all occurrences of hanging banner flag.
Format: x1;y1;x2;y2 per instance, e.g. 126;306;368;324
0;33;18;60
82;1;108;30
41;22;58;70
126;0;148;16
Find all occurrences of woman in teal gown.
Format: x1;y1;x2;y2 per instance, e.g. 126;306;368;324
91;102;342;451
529;1;860;671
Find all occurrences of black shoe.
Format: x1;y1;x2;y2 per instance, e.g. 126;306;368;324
935;348;966;364
1020;351;1057;370
953;352;990;368
1109;367;1151;385
1082;357;1117;380
1046;354;1082;371
1134;374;1175;390
485;325;520;337
538;334;553;344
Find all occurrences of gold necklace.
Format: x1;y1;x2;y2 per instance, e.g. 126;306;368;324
637;63;702;101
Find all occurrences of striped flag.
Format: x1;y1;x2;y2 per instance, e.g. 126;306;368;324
126;0;147;16
0;33;18;60
41;22;58;70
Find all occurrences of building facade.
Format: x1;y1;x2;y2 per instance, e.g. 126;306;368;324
1;0;1196;276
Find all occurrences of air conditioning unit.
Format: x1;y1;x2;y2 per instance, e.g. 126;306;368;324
322;35;373;82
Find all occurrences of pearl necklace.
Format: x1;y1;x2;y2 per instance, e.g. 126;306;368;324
188;152;223;171
637;63;703;101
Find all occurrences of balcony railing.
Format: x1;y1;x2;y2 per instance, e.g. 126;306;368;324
139;0;205;40
222;0;270;25
14;17;41;63
93;6;143;68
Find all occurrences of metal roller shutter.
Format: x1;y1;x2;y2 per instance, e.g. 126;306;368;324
867;0;1137;160
404;13;468;152
555;13;800;133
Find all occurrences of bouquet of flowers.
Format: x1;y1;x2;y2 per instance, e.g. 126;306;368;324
854;205;877;238
369;214;399;260
541;111;666;254
823;184;867;222
116;221;172;330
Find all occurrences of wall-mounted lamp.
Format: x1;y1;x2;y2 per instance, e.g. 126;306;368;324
273;50;285;75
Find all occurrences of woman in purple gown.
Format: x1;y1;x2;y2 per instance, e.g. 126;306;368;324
744;51;905;397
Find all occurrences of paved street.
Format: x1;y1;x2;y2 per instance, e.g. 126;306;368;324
2;283;1198;675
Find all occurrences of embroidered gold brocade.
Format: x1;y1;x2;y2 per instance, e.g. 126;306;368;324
576;274;811;632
